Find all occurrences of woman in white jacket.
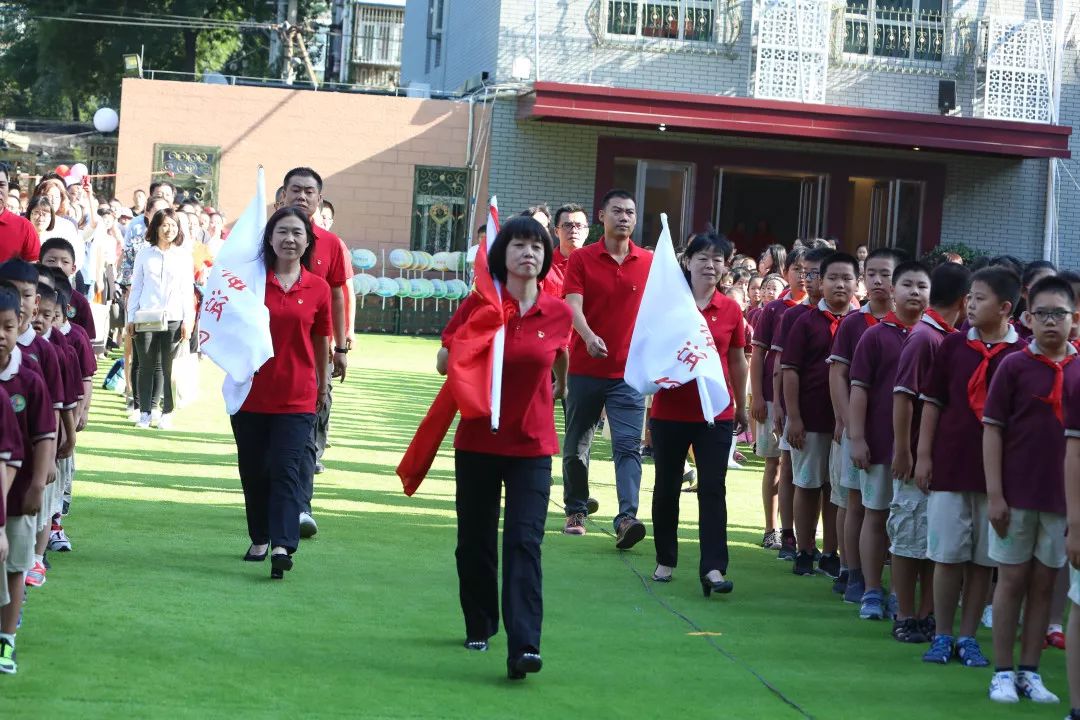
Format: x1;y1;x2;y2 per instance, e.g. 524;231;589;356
126;208;194;430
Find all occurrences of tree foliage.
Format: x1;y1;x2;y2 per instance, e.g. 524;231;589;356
0;0;328;120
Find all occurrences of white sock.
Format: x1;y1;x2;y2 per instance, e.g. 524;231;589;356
1048;624;1063;634
32;554;42;566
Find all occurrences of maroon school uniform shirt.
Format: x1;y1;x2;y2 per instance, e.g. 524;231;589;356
652;291;745;423
452;292;573;457
827;304;881;368
983;342;1080;515
849;318;913;465
921;326;1023;493
893;312;956;454
774;301;813;412
60;321;97;380
0;384;22;519
67;288;97;341
780;300;850;434
562;239;652;379
45;326;84;404
243;270;332;415
17;326;65;411
1;346;58;518
1064;365;1080;451
753;295;806;405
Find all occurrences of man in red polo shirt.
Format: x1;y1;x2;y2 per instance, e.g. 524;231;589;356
282;167;349;539
562;189;653;549
0;165;38;263
542;203;588;299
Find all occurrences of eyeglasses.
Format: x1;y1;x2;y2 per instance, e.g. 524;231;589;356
803;270;821;280
559;222;589;231
1031;309;1071;324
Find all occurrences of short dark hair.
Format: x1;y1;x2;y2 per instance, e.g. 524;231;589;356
283;166;323;192
892;260;931;286
600;189;634;210
24;196;55;231
820;252;859;278
803;246;834;265
784;246;806;272
146;208;185;248
262;207;317;271
36;283;57;306
1058;269;1080;286
476;225;487;235
486;216;553;285
971;266;1022;309
0;259;38;284
521;204;551;222
1028;275;1076;310
988;254;1025;278
148;180;175;197
681;232;735;286
867;247;908;265
33;264;54;287
0;283;19;316
1022;260;1057;288
321;199;335;216
52;273;71;308
553;203;586;229
929;261;971;306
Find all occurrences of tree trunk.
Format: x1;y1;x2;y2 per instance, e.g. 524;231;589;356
183;29;198;74
69;96;79;121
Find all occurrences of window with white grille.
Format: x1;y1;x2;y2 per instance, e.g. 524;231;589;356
606;0;722;42
354;5;405;66
842;0;946;63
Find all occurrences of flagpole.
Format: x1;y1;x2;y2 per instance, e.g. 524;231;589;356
487;197;503;432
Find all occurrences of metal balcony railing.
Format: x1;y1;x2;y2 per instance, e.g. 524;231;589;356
591;0;745;56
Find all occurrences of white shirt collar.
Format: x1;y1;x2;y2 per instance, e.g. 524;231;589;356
0;345;22;381
1027;339;1078;357
59;321;72;336
921;313;945;333
817;298;850;315
42;326;53;341
17;326;35;347
966;325;1020;344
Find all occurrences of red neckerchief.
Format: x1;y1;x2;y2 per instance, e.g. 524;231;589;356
881;311;916;330
1072;339;1080;352
863;311;880;328
820;307;844;337
965;338;1014;420
924;309;957;334
1023;346;1076;424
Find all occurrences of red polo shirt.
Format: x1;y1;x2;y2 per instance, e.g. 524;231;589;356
562;238;652;378
0;208;38;262
242;270;332;415
453;292;573;457
651;291;746;422
310;225;348;289
540;247;571;299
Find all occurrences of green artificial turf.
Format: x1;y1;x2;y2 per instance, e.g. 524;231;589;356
1;334;1067;719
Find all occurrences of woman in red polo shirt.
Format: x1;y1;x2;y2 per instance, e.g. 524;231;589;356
650;232;749;596
231;207;331;580
441;215;571;680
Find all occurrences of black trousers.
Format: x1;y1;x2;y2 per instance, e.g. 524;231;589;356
651;419;734;577
133;321;181;414
231;411;316;552
454;451;550;658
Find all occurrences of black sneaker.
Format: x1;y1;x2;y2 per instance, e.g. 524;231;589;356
793;551;815;576
817;553;842;579
920;614;936;638
777;535;797;561
892;618;928;643
832;569;849;594
812;548;822;562
641;444;654;458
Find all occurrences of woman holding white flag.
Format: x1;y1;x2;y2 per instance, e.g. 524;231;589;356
650;232;749;596
439;216;571;680
230;207;331;580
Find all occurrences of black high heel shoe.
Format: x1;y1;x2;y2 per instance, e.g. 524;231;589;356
243;546;268;562
700;573;734;597
507;652;543;680
270;552;294;580
652;565;673;583
464;639;488;652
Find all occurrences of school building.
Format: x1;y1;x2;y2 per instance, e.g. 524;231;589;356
401;0;1080;266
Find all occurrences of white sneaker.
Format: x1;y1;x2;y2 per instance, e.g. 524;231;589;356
157;413;173;431
299;512;318;538
128;408;142;422
989;671;1019;703
982;604;993;629
150;408;162;426
136;412;151;429
1017;671;1060;703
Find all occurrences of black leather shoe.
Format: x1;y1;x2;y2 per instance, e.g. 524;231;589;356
464;639;488;652
701;573;734;597
243;546;268;562
507;652;542;680
270;552;293;579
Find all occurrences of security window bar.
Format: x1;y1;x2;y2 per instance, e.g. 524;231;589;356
607;0;719;42
354;5;405;66
843;0;945;63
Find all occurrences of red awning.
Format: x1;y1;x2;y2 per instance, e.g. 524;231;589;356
520;82;1071;159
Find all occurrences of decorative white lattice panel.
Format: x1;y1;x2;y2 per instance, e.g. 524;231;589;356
984;17;1054;123
754;0;830;103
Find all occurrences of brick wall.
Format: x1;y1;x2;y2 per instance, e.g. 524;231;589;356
115;79;486;257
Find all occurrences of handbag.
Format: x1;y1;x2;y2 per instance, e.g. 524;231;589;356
133;308;168;333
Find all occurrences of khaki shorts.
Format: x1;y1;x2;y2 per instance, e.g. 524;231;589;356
779;417;791;452
838;434;861;491
859;464;893;511
887;480;928;559
1069;566;1080;607
5;515;36;574
988;508;1066;568
36;480;55;532
791;432;832;490
829;441;847;508
927;491;994;566
0;566;8;608
755;402;781;459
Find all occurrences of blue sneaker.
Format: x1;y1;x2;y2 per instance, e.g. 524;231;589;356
922;634;954;664
956;636;990;667
859;589;885;620
844;576;865;604
885;592;899;620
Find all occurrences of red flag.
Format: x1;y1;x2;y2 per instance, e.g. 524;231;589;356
396;201;504;494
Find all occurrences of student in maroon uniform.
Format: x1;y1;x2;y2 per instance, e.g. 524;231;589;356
650;232;748;596
38;239;97;343
231;207;331;581
561;189;652;547
983;275;1079;704
849;262;930;631
781;252;858;578
916;267;1022;668
0;285;57;675
1012;261;1057;341
443;216;571;680
1063;352;1080;720
828;247;904;600
540;203;588;299
750;247;806;556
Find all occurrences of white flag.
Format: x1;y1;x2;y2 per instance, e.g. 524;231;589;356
200;167;273;414
624;214;730;423
486;196;504;431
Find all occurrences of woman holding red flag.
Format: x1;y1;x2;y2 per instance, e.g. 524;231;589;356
437;215;571;680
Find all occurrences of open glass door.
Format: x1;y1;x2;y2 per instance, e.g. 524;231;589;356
797;174;828;240
868;180;924;255
635;161;693;246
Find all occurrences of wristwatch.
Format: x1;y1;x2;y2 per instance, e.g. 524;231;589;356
334;347;349;354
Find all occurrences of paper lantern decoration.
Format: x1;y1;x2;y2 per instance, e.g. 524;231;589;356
432;252;450;272
351;249;376;271
394;277;412;297
430;279;447;298
374;277;397;298
389;248;413;270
